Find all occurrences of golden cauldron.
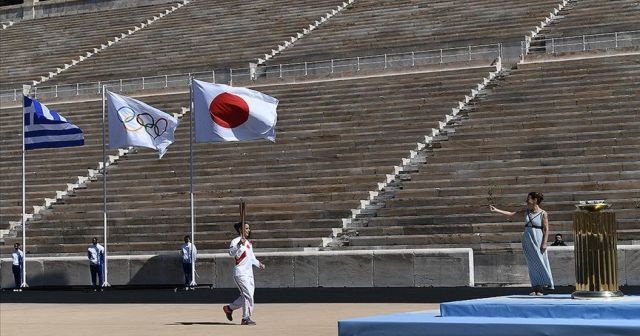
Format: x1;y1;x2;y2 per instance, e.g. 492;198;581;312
571;201;623;299
575;200;611;212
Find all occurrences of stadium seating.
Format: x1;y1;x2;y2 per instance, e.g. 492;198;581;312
345;55;640;250
538;0;640;38
0;2;179;89
527;0;640;54
0;66;494;255
1;0;638;259
43;0;348;86
267;0;562;64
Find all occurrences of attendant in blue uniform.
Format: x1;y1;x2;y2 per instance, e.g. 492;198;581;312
490;191;554;295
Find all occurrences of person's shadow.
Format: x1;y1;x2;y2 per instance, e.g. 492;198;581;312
170;321;235;326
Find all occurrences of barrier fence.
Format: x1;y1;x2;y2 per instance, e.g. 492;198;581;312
0;44;502;103
523;29;639;55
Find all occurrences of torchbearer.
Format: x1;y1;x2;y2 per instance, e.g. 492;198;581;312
223;201;265;325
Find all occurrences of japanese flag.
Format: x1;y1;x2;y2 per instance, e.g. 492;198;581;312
192;79;278;143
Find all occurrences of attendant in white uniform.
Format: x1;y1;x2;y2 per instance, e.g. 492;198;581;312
223;222;265;325
180;235;197;289
87;237;105;290
11;243;24;291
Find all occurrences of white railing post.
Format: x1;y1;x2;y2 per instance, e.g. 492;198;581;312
97;81;101;94
615;32;618;48
164;75;168;88
583;35;586;51
551;38;555;53
384;54;387;69
498;43;503;59
229;69;233;86
142;77;145;90
212;70;215;83
331;59;334;73
14;88;17;101
304;62;308;76
120;79;123;92
468;45;472;61
357;57;360;71
55;85;58;98
279;64;283;78
411;52;415;67
440;49;443;64
76;83;79;95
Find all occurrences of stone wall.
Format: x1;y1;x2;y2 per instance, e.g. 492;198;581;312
2;246;638;288
0;248;475;288
474;245;640;286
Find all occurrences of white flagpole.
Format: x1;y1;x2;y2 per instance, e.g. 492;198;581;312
21;85;30;288
101;85;110;287
189;77;197;287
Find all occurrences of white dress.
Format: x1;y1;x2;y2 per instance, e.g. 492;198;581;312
522;210;554;289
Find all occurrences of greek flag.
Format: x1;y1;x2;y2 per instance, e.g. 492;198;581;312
23;96;84;150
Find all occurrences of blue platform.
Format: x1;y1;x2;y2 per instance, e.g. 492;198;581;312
338;295;640;336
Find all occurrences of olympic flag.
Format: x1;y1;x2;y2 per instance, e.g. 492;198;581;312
106;91;179;158
192;79;278;143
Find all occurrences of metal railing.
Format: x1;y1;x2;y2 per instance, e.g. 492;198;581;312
523;30;640;55
235;44;501;82
0;43;502;103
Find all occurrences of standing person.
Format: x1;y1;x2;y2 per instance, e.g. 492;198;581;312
223;222;265;325
551;233;567;246
490;191;554;295
11;243;24;292
87;237;105;291
180;235;197;290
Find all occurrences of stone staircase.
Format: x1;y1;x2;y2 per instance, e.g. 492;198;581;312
268;0;564;65
0;66;496;255
528;0;640;54
2;1;638;259
0;2;180;89
43;0;348;86
337;54;640;250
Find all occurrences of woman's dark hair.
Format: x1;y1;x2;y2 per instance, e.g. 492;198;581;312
234;222;243;233
528;191;544;204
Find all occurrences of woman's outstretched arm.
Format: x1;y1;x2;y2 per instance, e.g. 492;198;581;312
489;205;522;217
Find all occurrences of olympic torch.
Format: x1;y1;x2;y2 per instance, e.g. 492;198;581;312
240;199;246;239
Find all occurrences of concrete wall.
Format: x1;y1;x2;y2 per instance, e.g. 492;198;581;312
0;248;474;288
475;245;640;287
3;246;638;288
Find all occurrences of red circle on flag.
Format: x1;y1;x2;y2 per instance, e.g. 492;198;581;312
209;92;249;128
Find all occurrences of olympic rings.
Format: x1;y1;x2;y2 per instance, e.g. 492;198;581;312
117;107;168;138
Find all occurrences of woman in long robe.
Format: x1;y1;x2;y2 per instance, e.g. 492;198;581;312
490;191;554;295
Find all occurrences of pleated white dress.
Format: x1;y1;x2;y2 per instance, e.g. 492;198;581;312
522;210;554;289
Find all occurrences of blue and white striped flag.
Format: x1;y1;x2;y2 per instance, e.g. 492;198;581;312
23;96;84;150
